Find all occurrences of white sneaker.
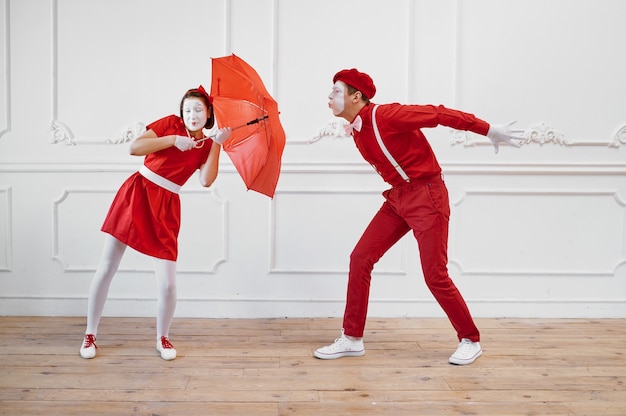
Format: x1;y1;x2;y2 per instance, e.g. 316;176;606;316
314;330;365;360
79;334;97;359
449;338;482;365
156;336;177;360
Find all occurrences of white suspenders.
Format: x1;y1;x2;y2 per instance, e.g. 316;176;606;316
371;105;410;182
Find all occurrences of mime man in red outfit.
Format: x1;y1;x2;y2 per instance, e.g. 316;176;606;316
314;68;523;365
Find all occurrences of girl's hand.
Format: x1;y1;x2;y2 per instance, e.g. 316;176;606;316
213;127;232;145
174;135;195;151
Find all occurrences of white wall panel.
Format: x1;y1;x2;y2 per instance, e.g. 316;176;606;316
276;0;411;144
455;0;626;141
0;0;624;319
54;0;228;143
451;189;625;276
271;189;406;274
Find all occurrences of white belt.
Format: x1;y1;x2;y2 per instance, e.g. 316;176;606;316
139;165;181;194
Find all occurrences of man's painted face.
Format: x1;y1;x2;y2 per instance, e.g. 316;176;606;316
182;97;208;132
328;81;347;116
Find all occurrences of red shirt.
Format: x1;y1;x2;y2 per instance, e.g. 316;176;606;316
353;103;490;186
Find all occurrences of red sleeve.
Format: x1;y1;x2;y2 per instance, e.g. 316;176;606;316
146;115;184;137
381;103;490;136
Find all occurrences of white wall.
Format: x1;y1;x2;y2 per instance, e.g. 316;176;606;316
0;0;625;319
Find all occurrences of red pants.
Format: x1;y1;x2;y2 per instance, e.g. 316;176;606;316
342;176;480;342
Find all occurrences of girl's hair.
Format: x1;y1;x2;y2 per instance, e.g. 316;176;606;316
179;88;215;129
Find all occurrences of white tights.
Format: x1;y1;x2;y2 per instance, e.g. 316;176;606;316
85;234;177;341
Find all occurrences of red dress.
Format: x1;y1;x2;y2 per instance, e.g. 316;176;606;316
101;115;213;261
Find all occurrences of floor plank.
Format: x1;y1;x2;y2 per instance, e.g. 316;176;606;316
0;316;625;415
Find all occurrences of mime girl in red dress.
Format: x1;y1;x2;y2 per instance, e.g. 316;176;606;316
80;85;231;360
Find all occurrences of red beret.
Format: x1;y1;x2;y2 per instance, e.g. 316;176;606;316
333;68;376;99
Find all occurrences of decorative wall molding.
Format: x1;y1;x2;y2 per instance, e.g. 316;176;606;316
0;0;10;139
451;121;626;148
51;121;146;145
1;159;625;176
1;295;625;319
0;186;12;271
451;121;569;147
450;188;626;277
51;0;59;135
451;188;626;215
308;119;350;143
269;188;408;275
521;122;568;145
52;188;229;273
50;119;75;145
311;118;626;149
106;122;146;144
611;124;626;148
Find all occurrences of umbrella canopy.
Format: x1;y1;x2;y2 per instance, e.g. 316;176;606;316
210;54;286;198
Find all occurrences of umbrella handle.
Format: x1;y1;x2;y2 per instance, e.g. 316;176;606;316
243;114;269;126
197;115;269;142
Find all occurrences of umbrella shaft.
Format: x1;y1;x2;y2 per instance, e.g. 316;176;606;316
198;115;268;142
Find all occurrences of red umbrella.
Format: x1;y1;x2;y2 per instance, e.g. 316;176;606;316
209;54;286;198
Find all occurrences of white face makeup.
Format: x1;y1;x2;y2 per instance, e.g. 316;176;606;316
182;97;208;132
328;81;346;116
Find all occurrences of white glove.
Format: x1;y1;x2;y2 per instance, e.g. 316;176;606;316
174;135;195;151
212;127;232;145
487;120;525;154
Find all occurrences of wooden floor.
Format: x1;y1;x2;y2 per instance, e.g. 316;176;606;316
1;316;625;415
